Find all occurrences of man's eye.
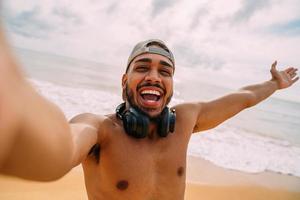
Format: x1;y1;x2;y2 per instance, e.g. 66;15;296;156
135;66;148;72
161;70;171;76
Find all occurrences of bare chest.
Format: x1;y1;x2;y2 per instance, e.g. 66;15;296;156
83;129;190;200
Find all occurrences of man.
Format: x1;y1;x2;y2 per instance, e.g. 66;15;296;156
0;27;298;199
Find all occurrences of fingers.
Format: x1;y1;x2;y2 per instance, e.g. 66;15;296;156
287;68;298;78
270;60;298;85
291;68;299;84
284;67;294;73
273;61;298;77
290;73;298;80
289;68;298;75
287;66;299;84
292;76;299;84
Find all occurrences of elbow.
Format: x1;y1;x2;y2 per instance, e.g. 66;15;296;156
31;138;76;182
32;157;74;182
1;162;72;182
32;156;75;182
31;169;70;182
241;90;257;108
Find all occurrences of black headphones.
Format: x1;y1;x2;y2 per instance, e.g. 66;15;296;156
116;103;176;138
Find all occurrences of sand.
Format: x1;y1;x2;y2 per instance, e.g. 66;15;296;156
0;156;300;200
0;167;88;200
185;156;300;200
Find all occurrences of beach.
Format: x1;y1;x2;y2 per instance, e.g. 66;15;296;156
186;184;300;200
185;156;300;200
1;48;299;199
1;156;300;200
2;0;300;198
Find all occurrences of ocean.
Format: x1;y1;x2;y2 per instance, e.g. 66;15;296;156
14;48;300;178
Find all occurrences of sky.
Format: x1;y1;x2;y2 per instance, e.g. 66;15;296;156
1;0;300;102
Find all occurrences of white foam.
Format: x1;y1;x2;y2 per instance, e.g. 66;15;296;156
188;126;300;177
29;79;122;119
29;79;183;119
30;78;300;178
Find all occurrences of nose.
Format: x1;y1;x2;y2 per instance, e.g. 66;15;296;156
144;69;161;83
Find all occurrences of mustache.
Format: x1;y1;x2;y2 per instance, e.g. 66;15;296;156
137;82;166;94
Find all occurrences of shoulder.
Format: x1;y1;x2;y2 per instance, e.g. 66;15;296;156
172;102;203;119
172;102;204;130
69;113;120;134
70;113;102;121
69;113;107;129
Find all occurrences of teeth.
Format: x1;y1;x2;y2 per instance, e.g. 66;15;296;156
141;90;160;96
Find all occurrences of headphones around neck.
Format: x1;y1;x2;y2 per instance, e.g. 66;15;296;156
116;103;176;139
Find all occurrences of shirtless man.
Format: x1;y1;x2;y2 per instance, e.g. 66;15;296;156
0;25;298;199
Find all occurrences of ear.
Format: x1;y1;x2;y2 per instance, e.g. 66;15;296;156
122;74;127;89
122;74;127;101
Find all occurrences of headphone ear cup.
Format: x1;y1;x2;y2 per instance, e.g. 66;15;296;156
169;109;176;133
158;107;170;137
122;110;134;137
158;107;176;137
124;108;149;138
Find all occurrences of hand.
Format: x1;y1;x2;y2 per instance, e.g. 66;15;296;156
270;61;299;89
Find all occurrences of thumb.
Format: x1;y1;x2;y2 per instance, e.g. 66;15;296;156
271;60;277;70
270;60;277;74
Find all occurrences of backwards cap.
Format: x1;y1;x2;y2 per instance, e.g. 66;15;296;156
126;39;175;72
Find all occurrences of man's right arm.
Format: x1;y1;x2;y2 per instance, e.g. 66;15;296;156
0;25;97;181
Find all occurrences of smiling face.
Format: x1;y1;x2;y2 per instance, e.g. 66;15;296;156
122;53;174;119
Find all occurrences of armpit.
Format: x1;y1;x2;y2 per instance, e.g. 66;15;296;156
88;143;100;163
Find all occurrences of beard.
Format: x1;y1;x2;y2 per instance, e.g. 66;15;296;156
124;83;173;120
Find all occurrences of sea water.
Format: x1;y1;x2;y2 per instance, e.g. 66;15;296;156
15;48;300;178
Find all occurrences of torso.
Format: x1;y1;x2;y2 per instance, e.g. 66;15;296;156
82;106;195;200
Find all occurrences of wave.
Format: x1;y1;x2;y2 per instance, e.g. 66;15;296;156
188;126;300;177
30;78;300;178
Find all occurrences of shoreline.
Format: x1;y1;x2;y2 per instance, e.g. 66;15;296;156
186;156;300;191
185;156;300;200
185;183;300;200
0;156;300;199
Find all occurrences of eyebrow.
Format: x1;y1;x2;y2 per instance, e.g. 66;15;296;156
159;60;173;68
134;58;152;63
134;58;173;68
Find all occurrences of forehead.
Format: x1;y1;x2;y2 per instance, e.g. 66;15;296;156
131;53;174;67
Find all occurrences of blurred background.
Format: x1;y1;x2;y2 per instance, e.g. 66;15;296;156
1;0;299;178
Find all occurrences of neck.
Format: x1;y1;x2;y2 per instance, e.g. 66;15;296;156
125;101;161;139
147;122;159;140
125;101;160;120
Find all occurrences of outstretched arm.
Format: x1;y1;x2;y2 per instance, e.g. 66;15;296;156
0;25;97;181
189;61;298;133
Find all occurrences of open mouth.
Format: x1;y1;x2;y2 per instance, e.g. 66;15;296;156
140;89;161;102
138;88;163;107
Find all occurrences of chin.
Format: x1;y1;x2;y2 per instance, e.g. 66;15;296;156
141;106;166;120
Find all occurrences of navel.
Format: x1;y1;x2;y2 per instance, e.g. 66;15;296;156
177;167;184;177
116;180;129;190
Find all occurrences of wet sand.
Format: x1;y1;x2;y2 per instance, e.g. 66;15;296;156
185;156;300;200
185;184;300;200
0;156;299;200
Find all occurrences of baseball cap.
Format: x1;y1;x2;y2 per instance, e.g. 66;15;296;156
126;39;175;72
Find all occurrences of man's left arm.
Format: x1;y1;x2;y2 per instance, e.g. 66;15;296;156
192;61;298;132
